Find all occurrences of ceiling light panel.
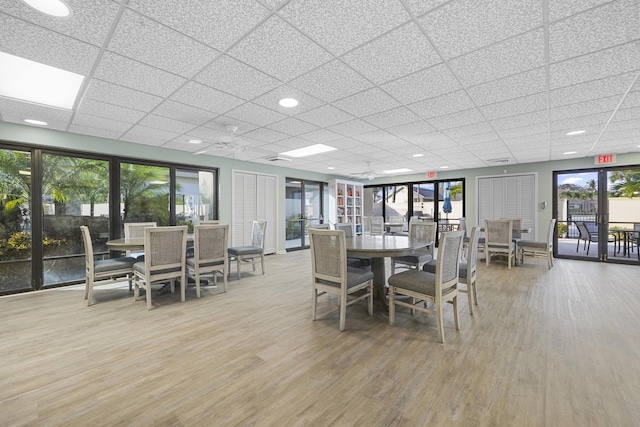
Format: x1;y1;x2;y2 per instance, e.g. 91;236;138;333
280;143;337;158
278;0;409;56
94;51;186;97
228;15;332;81
342;22;440;85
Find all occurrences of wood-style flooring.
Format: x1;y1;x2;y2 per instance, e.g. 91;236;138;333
1;252;639;426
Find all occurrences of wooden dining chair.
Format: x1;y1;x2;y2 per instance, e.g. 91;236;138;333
80;226;137;306
388;230;465;343
484;219;516;269
133;226;188;310
123;222;157;259
309;228;373;331
369;216;385;235
336;222;371;267
519;219;556;269
390;221;437;274
186;224;229;296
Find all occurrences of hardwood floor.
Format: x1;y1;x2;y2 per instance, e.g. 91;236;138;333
1;252;639;426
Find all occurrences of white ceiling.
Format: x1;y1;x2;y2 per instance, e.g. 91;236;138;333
1;0;639;179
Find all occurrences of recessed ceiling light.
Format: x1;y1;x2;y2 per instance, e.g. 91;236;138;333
22;0;72;17
278;98;299;108
280;144;336;158
563;151;577;155
382;168;413;174
566;130;586;136
440;166;449;169
327;167;335;170
187;139;202;144
412;154;424;158
0;52;84;109
23;119;47;126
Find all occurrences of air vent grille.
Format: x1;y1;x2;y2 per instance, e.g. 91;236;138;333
265;155;292;162
487;158;511;164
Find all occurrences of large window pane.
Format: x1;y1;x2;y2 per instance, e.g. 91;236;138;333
176;169;216;232
42;154;110;286
412;183;434;220
120;163;170;230
438;180;463;230
0;149;32;292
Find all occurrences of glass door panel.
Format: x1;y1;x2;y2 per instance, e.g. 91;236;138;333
42;154;110;287
0;148;32;292
175;169;216;233
412;183;434;220
607;169;640;263
285;180;304;250
120;162;170;233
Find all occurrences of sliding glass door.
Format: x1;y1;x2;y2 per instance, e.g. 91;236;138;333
285;178;325;251
555;167;640;264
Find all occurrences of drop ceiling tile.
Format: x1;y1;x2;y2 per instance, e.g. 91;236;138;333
550;113;610;131
121;125;181;145
151;101;214;126
381;63;461;105
342;22;440;85
496;123;549;138
251;86;324;115
107;10;218;78
325;138;368;151
0;14;100;75
620;89;640;108
205;117;259;135
549;0;618;22
362;107;422;129
170;81;244;115
351;130;396;143
502;132;549;147
295;105;355;127
408;90;475;119
333;88;401;117
299;129;343;143
455;132;502;146
242;127;290;143
550;96;620;121
419;0;541;59
549;0;640;63
550;41;640;89
267;117;319;136
549;72;638;108
450;29;545;87
76;98;146;124
194;55;282;101
289;60;373;103
611;106;640;122
68;124;125;141
491;110;548;130
403;0;450;17
72;113;133;134
442;122;495;139
2;0;120;46
467;67;547;106
386;121;437;137
462;139;508;150
128;0;269;50
137;114;196;134
326;119;378;137
427;109;486;130
84;79;163;112
480;93;548;120
278;0;409;56
94;52;187;97
163;138;211;153
228;15;332;81
224;102;288;127
0;98;72;131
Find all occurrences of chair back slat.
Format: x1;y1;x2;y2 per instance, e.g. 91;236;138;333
335;223;353;237
438;230;464;284
369;217;384;235
409;221;437;256
124;222;157;238
196;224;228;262
146;226;187;270
485;219;513;245
309;230;345;281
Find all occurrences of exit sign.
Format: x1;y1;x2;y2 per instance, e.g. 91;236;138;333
595;154;616;165
427;171;437;179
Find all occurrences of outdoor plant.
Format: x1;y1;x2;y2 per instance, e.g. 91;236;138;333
557;222;567;238
0;231;65;261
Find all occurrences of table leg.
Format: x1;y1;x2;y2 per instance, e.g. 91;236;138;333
370;257;389;307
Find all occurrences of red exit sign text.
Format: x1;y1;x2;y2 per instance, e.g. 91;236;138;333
595;154;616;165
426;171;437;179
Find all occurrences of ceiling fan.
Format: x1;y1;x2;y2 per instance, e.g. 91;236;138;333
194;125;249;155
349;161;380;181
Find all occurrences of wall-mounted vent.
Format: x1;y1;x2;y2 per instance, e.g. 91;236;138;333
265;155;292;162
487;158;511;164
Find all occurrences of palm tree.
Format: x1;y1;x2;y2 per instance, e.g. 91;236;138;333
609;170;640;198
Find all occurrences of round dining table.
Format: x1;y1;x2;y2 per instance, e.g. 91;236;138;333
106;235;194;252
345;234;430;303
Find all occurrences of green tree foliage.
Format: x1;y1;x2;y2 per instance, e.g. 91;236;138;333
609;170;640;198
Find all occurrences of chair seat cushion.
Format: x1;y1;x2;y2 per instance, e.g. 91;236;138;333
317;268;374;288
392;249;433;264
388;270;456;296
133;262;182;275
487;242;515;250
422;260;468;279
518;241;548;250
94;257;136;273
228;246;261;256
186;257;224;268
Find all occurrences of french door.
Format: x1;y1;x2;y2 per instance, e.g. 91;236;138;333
554;167;640;264
285;178;325;251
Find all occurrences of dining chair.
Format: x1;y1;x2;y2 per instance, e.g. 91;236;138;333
133;226;188;310
390;221;437;274
484;219;516;269
336;222;371;267
123;222;157;259
519;219;556;269
362;216;371;235
501;217;524;251
227;220;267;280
387;230;465;343
186;224;229;297
423;226;480;315
80;226;137;306
387;215;404;234
369;216;385;235
309;223;331;229
199;220;220;224
309;228;373;331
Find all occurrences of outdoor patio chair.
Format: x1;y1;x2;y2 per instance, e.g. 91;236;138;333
575;221;616;255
